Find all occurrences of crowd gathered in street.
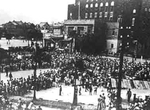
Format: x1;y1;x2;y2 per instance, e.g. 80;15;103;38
0;49;150;109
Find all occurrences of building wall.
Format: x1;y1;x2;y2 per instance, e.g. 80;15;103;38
106;39;118;54
68;4;78;20
68;0;141;22
64;19;95;35
67;0;150;56
67;0;142;39
106;22;119;54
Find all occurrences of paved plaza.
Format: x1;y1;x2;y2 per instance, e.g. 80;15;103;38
0;39;30;50
1;68;150;110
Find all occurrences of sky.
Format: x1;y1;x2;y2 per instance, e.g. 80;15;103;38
0;0;75;25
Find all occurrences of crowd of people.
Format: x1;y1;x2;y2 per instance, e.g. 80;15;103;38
0;96;43;110
0;45;50;73
0;50;150;109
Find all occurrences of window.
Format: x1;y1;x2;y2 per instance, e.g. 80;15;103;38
110;12;113;17
91;0;93;2
99;12;103;18
86;0;89;2
85;4;89;8
110;6;114;11
145;8;148;11
149;8;150;12
95;3;98;7
133;9;136;13
105;2;109;6
132;18;135;26
70;13;72;19
112;30;115;35
117;15;122;23
100;4;104;11
105;12;108;17
90;13;93;18
105;6;109;11
90;4;93;8
94;12;98;18
109;17;113;21
85;13;88;18
100;3;103;7
105;2;109;11
111;1;114;6
70;13;72;16
111;44;114;48
117;18;121;22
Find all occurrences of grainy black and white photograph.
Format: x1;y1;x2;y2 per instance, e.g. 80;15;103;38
0;0;150;110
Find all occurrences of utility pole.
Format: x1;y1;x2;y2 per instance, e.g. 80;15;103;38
33;61;37;100
71;60;78;110
72;68;78;105
33;43;38;100
116;29;125;110
116;13;130;110
78;1;81;20
116;0;130;108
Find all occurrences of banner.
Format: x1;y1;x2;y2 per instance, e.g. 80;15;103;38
143;81;149;89
147;82;150;88
139;81;147;89
133;80;145;89
111;78;117;88
111;78;150;89
123;79;132;89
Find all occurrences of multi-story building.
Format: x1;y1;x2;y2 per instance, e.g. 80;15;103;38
66;0;150;56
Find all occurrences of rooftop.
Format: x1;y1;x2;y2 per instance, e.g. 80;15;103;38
64;19;95;25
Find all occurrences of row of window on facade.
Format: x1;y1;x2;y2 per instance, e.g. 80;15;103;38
86;0;98;2
144;7;150;12
117;17;136;26
85;0;150;13
85;11;114;19
85;5;114;12
85;1;114;8
85;3;137;14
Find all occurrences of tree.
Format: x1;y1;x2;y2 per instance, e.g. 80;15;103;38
27;28;43;41
0;28;13;40
80;22;107;55
0;48;9;68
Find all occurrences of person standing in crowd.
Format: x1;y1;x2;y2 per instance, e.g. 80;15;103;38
127;89;132;103
5;66;8;77
18;98;23;110
97;95;106;110
59;85;62;96
37;106;42;110
94;86;97;95
89;85;92;95
28;101;34;110
9;72;13;80
97;98;102;110
79;86;81;95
